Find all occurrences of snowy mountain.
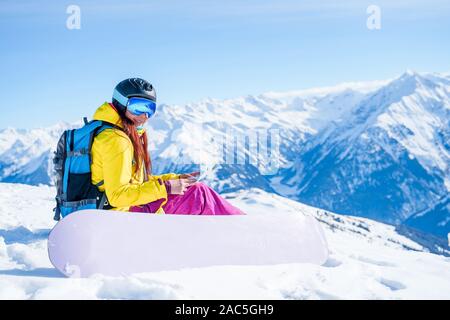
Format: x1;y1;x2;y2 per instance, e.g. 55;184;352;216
0;122;79;186
0;182;448;299
0;71;448;241
289;71;450;227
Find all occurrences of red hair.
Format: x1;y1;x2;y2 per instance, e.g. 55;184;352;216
110;103;152;177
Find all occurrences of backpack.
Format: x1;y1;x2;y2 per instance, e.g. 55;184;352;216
52;118;122;221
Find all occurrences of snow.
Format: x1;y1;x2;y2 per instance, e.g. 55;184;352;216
0;182;449;299
262;78;391;100
374;73;450;172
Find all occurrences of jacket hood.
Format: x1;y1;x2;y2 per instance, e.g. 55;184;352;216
93;102;124;128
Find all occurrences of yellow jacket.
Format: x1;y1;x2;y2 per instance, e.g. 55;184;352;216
90;102;179;213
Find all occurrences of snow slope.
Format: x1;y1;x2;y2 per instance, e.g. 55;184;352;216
0;182;448;300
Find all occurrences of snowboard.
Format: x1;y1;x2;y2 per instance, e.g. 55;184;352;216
48;210;329;277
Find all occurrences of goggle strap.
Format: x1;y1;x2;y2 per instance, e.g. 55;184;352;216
112;88;129;107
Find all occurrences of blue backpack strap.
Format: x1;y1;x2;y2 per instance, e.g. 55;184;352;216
62;129;74;197
69;129;75;151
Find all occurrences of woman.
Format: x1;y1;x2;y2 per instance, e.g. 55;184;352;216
90;78;245;215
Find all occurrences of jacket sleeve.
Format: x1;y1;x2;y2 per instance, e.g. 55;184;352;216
152;173;180;181
101;133;168;208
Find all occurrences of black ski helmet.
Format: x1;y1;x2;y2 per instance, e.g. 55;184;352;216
112;78;157;114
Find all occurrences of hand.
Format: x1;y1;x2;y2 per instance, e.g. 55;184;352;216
166;178;196;195
179;171;200;183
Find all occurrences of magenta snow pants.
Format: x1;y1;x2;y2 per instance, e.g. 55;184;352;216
130;182;246;215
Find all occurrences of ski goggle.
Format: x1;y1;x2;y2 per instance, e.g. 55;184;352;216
126;97;156;118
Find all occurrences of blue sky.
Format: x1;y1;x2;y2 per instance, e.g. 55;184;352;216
0;0;449;128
